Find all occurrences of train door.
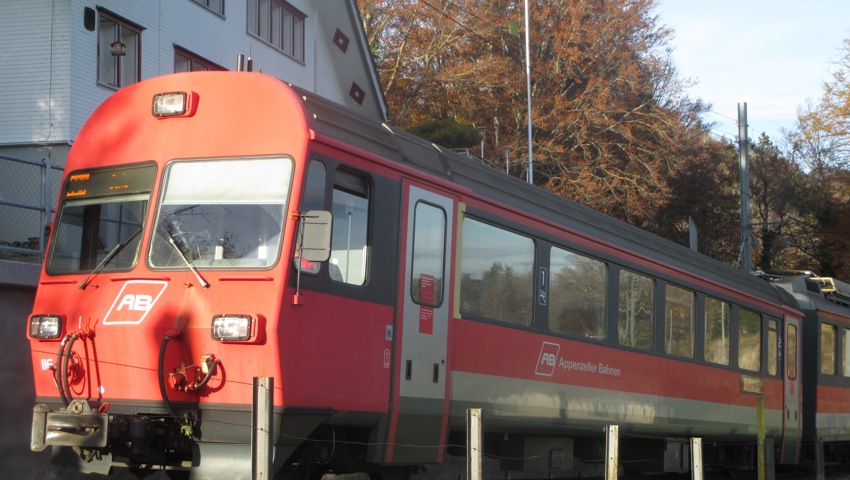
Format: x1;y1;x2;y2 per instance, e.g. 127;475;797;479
781;316;801;463
386;182;455;464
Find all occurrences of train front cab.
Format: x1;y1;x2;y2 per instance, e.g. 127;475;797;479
24;72;403;478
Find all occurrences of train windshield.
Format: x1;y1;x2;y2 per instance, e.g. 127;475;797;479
149;157;292;269
46;164;155;274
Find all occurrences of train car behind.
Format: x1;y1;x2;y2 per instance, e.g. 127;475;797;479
773;275;850;465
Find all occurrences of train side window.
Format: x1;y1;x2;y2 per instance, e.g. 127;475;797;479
787;323;797;380
460;217;534;325
330;170;369;285
665;284;694;357
618;269;654;350
411;202;446;307
767;318;778;376
549;247;607;339
738;309;761;372
844;328;850;376
295;160;327;275
822;323;837;375
704;297;731;365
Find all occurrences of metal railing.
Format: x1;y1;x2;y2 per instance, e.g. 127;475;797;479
0;153;64;264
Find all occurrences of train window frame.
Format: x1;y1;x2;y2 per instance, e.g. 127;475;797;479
844;327;850;377
46;163;156;276
738;308;762;372
294;160;328;275
664;284;695;358
548;246;607;340
787;323;797;380
329;169;370;286
617;269;655;350
704;296;731;365
410;201;447;308
459;215;535;326
148;156;292;271
822;322;837;376
767;318;778;376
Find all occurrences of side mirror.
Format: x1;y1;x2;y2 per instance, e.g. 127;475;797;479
299;210;332;262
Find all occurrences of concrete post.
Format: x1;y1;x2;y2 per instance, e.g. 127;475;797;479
252;377;274;480
605;425;618;480
467;408;482;480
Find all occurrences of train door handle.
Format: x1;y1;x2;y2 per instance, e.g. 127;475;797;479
405;360;412;380
433;363;440;383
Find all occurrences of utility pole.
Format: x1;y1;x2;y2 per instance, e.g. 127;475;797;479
738;103;752;273
523;0;533;185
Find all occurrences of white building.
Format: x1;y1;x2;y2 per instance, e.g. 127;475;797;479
0;0;386;284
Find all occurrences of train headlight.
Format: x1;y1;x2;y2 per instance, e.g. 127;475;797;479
153;92;189;117
29;315;62;339
211;315;252;341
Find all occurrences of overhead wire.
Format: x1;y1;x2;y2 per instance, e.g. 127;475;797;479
414;1;785;147
419;0;494;47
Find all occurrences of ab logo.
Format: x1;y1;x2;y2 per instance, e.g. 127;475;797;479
536;342;560;376
103;281;168;325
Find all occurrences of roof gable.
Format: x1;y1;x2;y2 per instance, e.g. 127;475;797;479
313;0;387;122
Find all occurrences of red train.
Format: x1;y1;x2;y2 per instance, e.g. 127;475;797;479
26;71;850;479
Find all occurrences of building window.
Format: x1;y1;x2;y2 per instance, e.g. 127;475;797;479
704;297;731;365
549;247;607;339
191;0;224;16
618;269;654;350
247;0;305;62
174;47;225;72
665;284;694;358
98;10;141;89
460;217;534;325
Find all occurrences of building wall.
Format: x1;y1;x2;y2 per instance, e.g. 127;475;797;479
0;0;71;145
0;0;358;146
67;0;346;140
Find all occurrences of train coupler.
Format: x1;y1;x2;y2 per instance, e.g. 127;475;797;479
31;399;108;452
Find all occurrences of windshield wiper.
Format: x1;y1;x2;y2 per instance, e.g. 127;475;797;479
78;227;143;290
162;217;210;289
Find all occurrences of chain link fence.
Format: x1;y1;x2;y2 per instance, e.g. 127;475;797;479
0;154;64;264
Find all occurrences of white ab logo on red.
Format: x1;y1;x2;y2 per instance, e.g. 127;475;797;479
535;342;560;376
103;281;168;325
117;294;153;311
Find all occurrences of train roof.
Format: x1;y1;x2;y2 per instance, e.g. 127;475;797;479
772;275;850;318
294;84;790;311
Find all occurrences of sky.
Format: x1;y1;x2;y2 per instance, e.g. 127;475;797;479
655;0;849;142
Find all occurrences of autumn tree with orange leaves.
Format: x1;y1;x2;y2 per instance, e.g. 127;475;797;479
361;1;850;276
359;0;709;226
